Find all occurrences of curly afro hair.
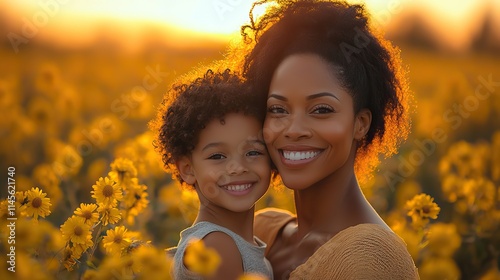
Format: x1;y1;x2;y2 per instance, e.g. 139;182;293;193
150;69;266;188
239;0;413;182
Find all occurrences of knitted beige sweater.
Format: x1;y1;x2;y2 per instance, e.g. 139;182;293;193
255;208;419;280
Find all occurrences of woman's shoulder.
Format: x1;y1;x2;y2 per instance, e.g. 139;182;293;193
254;208;296;253
335;223;407;248
291;223;419;280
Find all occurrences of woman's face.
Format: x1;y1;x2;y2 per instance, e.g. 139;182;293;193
263;54;369;190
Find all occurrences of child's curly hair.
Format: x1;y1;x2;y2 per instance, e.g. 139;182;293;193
238;0;413;183
150;69;267;188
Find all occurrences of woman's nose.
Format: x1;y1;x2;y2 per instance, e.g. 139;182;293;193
283;115;312;140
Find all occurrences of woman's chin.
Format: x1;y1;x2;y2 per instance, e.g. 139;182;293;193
280;177;310;191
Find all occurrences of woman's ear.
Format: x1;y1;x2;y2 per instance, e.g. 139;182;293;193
176;157;196;185
354;108;372;140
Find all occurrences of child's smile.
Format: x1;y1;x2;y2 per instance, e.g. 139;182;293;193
187;113;271;213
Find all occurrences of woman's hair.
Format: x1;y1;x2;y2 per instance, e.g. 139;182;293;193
239;0;412;182
150;69;266;188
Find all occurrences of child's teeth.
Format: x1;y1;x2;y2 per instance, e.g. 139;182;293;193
223;184;251;191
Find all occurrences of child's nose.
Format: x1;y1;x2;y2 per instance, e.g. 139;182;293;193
226;159;248;175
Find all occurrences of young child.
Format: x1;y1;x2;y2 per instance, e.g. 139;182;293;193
150;69;273;279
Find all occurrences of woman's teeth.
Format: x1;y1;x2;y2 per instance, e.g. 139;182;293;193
283;150;320;161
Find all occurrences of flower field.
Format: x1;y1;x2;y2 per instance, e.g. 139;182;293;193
0;37;499;280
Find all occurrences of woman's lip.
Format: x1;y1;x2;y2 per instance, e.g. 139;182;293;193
279;145;322;151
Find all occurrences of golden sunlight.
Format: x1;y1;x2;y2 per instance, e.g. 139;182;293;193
1;0;497;51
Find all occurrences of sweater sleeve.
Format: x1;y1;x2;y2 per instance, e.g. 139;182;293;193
290;224;419;280
254;208;296;255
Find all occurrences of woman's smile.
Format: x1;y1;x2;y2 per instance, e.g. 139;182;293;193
278;146;324;167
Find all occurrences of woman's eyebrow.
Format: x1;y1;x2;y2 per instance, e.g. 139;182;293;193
306;92;339;101
268;94;287;101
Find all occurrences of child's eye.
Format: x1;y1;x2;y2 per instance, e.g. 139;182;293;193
207;153;226;160
267;105;287;114
246;150;264;157
311;104;334;114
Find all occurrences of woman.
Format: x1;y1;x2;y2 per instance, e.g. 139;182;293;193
238;0;419;279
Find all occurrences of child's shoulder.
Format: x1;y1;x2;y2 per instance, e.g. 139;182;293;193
202;230;242;264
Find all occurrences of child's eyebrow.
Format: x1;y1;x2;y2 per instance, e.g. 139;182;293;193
201;142;223;151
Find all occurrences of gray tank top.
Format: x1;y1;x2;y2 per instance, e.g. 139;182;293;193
167;221;273;279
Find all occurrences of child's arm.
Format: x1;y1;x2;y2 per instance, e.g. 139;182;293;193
202;231;243;280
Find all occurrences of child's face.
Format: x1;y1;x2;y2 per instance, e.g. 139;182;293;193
187;113;271;213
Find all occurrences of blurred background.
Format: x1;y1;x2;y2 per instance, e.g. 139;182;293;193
0;0;499;279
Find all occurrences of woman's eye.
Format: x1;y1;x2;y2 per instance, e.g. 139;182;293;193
311;105;334;114
207;153;225;160
267;105;287;114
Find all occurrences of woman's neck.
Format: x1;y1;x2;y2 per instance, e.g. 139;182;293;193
195;205;256;243
293;158;368;239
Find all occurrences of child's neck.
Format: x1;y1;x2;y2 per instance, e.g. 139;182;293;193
194;206;256;243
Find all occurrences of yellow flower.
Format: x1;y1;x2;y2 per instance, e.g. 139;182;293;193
184;238;221;277
32;164;62;208
427;223;462;257
61;246;78;271
419;257;460;280
475;209;500;236
74;203;99;226
122;184;149;225
98;204;121;226
103;226;132;256
15;191;29;217
441;174;463;203
24;187;52;220
108;158;138;186
91;254;133;279
91;177;122;206
60;216;93;247
13;218;64;255
130;245;173;279
405;193;440;229
71;242;90;259
15;252;52;280
123;184;149;210
463;178;496;211
52;144;83;178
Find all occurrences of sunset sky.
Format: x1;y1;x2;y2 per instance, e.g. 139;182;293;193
2;0;499;51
